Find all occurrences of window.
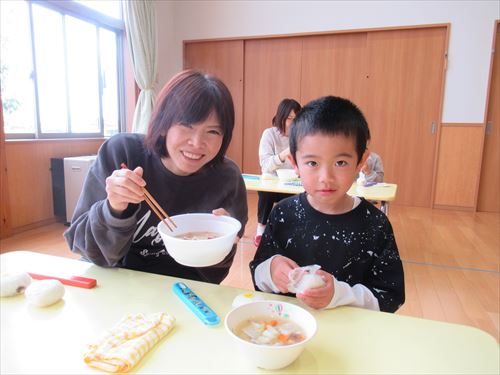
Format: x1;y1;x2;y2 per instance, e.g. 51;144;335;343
0;0;125;139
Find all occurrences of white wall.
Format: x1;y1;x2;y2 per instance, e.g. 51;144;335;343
155;0;499;124
154;1;175;93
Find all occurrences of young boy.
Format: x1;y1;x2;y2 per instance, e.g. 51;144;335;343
249;96;405;313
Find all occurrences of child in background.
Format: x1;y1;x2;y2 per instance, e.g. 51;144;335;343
250;96;404;313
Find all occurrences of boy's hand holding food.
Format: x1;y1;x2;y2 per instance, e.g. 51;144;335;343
270;256;299;294
296;270;334;309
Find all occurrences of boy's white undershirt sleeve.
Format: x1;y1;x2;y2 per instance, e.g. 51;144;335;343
325;276;380;311
254;255;281;293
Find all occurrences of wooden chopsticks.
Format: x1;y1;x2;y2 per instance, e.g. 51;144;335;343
120;163;177;232
142;188;177;231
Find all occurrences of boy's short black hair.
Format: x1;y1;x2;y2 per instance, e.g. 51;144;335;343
289;96;370;163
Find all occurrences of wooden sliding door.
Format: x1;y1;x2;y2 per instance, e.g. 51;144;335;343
184;40;244;168
184;26;448;207
364;27;447;207
243;38;302;174
300;33;369;111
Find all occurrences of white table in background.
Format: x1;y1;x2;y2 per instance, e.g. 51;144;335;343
243;174;398;214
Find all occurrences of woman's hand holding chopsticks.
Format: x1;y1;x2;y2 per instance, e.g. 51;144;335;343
106;165;146;214
113;163;177;231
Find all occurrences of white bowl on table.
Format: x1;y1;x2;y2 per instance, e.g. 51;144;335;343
224;300;317;370
157;213;241;267
276;168;299;181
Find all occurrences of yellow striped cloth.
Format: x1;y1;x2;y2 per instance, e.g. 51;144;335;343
84;312;175;373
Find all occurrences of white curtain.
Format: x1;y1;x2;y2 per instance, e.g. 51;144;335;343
123;1;157;133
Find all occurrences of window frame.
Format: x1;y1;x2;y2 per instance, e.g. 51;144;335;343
4;0;126;140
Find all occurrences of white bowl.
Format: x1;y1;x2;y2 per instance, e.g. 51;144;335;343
157;213;241;267
224;300;317;370
276;168;298;181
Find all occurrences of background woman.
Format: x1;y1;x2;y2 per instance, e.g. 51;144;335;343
358;151;384;185
254;98;301;247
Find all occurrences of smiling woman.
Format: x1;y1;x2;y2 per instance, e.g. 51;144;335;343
63;69;249;285
162;112;224;176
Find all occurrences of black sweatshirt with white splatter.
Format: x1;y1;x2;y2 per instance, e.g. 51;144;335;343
250;193;405;313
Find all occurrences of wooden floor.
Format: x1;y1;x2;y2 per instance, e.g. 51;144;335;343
1;191;498;341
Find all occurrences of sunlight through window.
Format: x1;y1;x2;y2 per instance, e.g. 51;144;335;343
0;0;124;138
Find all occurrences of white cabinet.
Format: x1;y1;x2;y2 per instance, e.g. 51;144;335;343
64;155;97;223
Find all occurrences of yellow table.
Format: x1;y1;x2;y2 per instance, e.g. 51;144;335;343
1;251;498;374
243;174;398;214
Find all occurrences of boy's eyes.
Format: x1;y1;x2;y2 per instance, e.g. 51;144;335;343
303;160;349;167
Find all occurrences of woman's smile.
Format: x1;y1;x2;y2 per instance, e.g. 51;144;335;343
181;150;204;161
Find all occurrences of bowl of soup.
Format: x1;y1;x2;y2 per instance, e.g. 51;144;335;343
157;213;241;267
224;300;317;370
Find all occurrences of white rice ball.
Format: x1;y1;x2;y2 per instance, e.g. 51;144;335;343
25;279;65;307
0;272;32;297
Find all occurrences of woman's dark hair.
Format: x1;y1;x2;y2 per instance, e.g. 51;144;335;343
290;96;370;163
144;69;235;165
272;98;301;135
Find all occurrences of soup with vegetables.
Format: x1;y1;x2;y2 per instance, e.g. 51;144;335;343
175;231;221;240
234;316;305;346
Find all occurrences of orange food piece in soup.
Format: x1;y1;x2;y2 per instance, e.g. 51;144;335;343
234;316;305;346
